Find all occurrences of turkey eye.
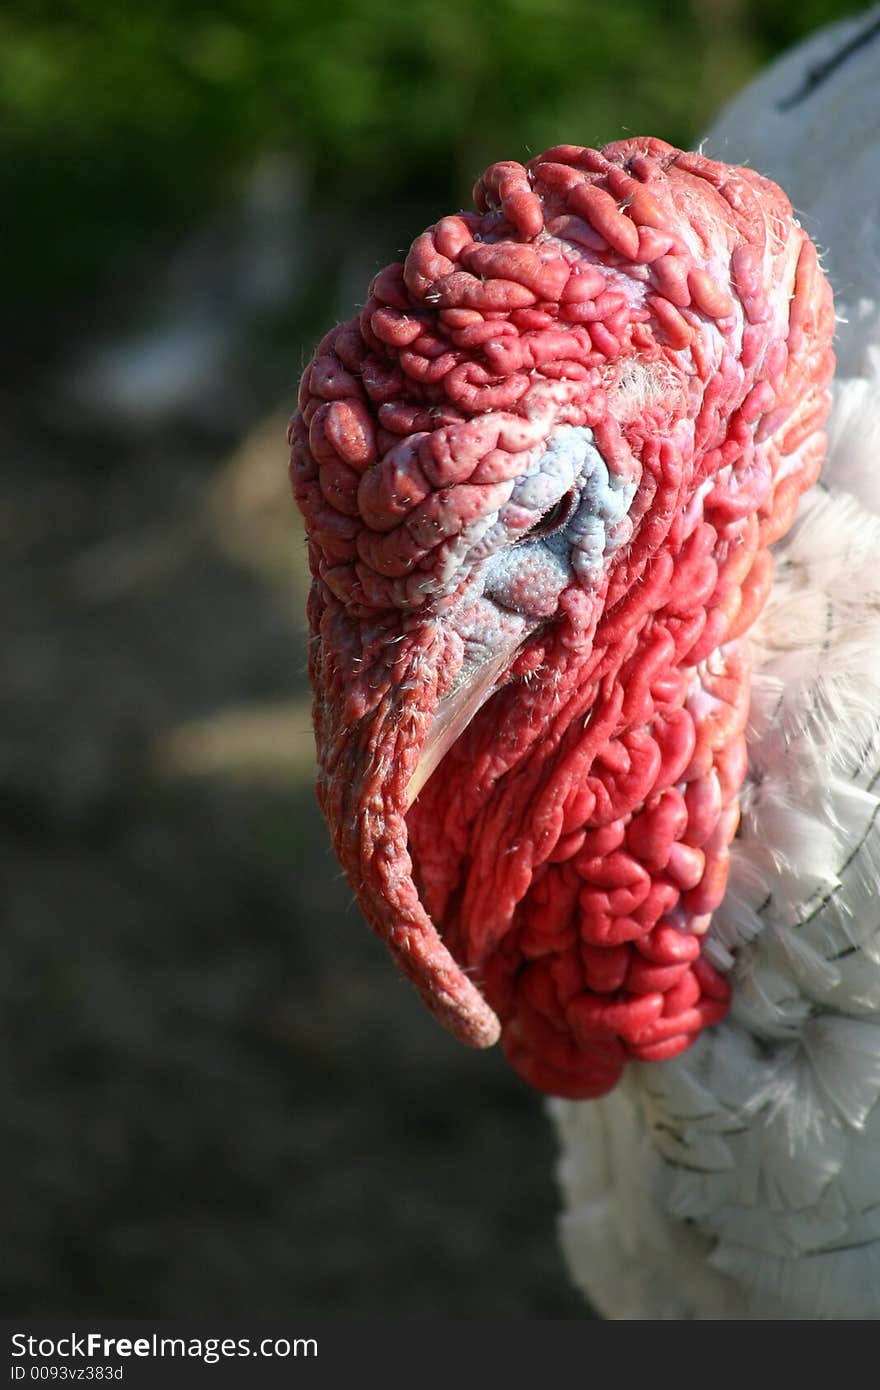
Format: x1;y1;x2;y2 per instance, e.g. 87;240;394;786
524;488;577;540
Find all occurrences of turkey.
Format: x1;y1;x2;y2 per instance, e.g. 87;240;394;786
289;7;880;1319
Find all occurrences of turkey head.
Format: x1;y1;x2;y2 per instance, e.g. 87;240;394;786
290;139;834;1099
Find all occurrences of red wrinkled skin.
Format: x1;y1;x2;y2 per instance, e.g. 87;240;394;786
290;139;835;1098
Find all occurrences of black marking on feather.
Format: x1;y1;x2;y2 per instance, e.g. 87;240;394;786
831;941;861;962
847;713;880;787
804;1236;880;1256
648;1108;718;1124
778;15;880;111
800;796;880;936
823;595;833;655
656;1153;718;1174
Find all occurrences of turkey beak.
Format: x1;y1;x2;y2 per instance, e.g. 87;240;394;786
405;634;523;807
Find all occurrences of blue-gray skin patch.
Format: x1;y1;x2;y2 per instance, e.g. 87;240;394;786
483;426;637;614
446;426;638;687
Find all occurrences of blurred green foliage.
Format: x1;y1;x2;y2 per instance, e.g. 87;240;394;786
1;0;862;319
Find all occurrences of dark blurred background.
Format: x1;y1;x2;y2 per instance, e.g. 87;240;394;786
3;0;862;1318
